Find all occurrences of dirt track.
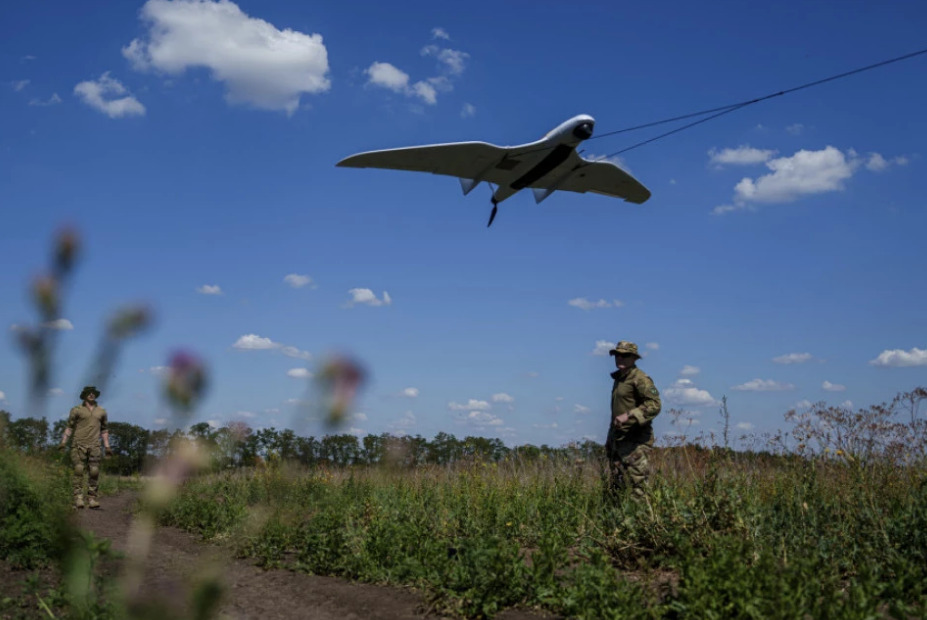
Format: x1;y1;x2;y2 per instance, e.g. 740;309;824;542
77;492;552;620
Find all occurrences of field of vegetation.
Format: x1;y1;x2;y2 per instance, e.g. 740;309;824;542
3;388;925;619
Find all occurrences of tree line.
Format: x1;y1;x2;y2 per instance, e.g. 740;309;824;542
0;411;605;474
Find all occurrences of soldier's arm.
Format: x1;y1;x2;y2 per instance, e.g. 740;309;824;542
100;410;111;450
60;408;77;446
628;376;661;425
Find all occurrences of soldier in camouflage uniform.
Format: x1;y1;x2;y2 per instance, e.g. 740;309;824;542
58;386;112;509
606;341;661;498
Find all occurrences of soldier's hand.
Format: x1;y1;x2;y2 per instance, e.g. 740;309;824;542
105;447;114;457
613;413;630;427
58;443;67;452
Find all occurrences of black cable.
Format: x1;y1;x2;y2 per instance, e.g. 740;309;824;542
590;46;927;156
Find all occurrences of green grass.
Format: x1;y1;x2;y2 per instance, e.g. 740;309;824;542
160;452;927;618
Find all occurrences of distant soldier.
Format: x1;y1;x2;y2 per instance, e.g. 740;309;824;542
58;386;112;509
606;341;661;498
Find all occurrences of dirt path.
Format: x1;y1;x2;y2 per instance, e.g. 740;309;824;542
77;492;552;620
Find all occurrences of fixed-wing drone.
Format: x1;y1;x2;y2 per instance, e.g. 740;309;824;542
336;114;651;227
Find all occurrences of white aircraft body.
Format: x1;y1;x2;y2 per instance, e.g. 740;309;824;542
336;114;651;226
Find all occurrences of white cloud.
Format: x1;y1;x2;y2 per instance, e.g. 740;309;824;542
533;423;558;430
866;153;889;172
365;62;409;91
732;379;796;392
786;124;804;136
460;102;475;118
0;390;5;401
287;368;312;378
421;46;469;75
732;146;857;204
573;404;591;414
568;297;622;310
48;387;64;396
431;27;450;40
235;410;255;418
284;273;313;288
401;387;420;398
592;340;615;356
680;365;700;377
392;411;416;430
773;352;813;364
345;288;391;307
123;0;330;115
840;400;854;409
280;346;311;361
154;417;168;426
793;399;813;410
29;93;62;107
664;379;716;406
233;334;278;350
448;399;490;411
869;347;927;367
353;412;367;422
148;366;169;376
645;342;659;351
463;410;503;428
74;72;145;118
12;79;30;92
196;284;222;295
708;146;777;166
491;393;514;403
736;422;755;430
822;380;846;392
42;318;73;330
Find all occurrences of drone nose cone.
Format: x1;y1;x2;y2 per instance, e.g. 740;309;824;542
573;122;594;140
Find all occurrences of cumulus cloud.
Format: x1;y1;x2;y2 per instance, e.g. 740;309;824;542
431;27;450;40
664;379;717;406
786;123;804;136
460;102;475;118
280;346;311;360
365;31;468;106
392;411;417;430
147;366;169;376
287;368;312;378
592;340;615;356
48;387;64;396
732;379;795;392
869;347;927;367
773;352;813;364
401;387;420;398
645;342;659;351
345;288;391;307
821;380;845;392
492;393;514;403
42;319;73;330
74;72;145;118
708;146;777;166
233;334;278;350
12;79;30;92
284;273;313;288
680;365;700;377
448;399;490;411
736;422;755;430
712;146;862;214
462;410;504;428
123;0;330;114
29;93;62;107
573;404;591;414
196;284;222;295
865;153;906;172
0;390;6;401
568;297;623;310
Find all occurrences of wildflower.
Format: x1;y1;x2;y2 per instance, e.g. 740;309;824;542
165;351;208;415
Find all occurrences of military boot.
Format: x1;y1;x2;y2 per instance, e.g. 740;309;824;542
74;495;85;509
87;498;101;510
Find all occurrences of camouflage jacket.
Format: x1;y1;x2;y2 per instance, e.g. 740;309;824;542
610;367;661;440
67;405;108;447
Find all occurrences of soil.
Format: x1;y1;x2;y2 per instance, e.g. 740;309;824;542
68;491;556;620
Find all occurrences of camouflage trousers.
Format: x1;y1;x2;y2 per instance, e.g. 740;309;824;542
605;435;652;499
70;444;102;499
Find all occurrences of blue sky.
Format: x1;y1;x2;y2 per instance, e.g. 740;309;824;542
2;0;926;448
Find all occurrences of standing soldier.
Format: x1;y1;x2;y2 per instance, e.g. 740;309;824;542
58;385;112;509
606;341;661;499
